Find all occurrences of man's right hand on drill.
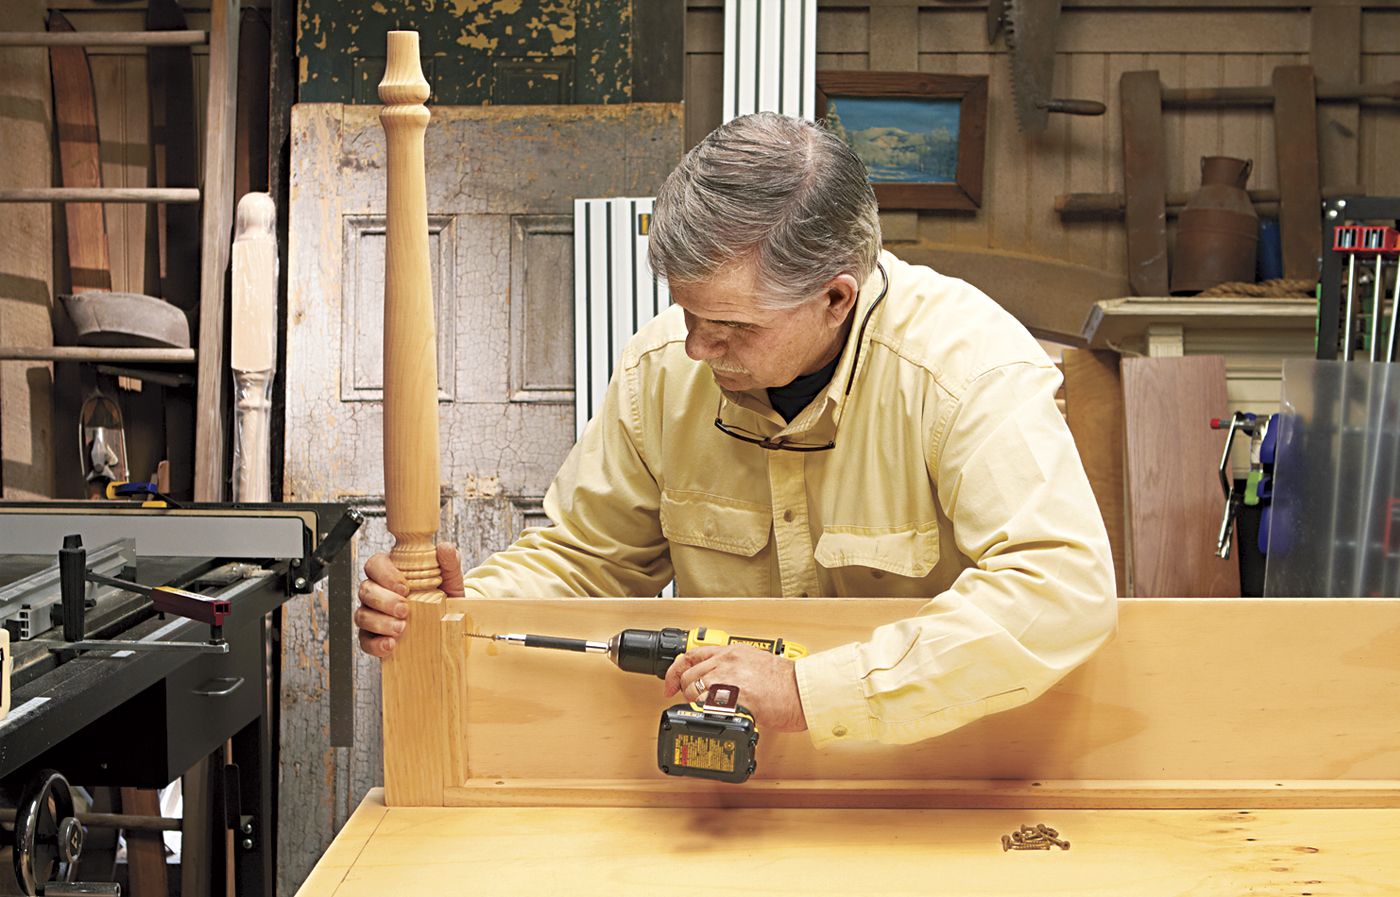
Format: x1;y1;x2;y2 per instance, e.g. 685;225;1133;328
356;543;466;657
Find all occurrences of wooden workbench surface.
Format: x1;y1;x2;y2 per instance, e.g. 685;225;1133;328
297;789;1399;897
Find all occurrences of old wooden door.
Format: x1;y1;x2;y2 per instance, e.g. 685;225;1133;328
280;101;681;893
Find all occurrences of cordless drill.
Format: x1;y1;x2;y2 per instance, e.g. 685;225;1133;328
466;625;806;782
467;625;805;676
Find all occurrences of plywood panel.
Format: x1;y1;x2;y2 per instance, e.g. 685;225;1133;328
1122;355;1239;597
296;792;1400;897
442;597;1400;790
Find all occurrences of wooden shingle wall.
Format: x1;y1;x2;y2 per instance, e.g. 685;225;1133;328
686;1;1400;332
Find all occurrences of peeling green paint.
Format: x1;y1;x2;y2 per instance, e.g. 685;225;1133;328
297;0;633;104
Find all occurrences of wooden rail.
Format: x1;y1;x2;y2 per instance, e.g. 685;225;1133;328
0;31;206;47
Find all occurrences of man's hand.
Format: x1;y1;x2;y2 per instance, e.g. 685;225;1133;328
356;543;466;657
662;644;808;733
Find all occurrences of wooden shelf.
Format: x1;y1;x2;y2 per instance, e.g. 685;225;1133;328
1082;295;1317;346
0;347;195;363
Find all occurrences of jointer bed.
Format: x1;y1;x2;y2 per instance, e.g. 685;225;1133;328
294;33;1400;897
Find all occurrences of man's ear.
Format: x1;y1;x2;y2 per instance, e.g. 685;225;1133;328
823;273;860;326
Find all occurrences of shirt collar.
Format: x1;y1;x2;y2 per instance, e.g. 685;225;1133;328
716;256;890;437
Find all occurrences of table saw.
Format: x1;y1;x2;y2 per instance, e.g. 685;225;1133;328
0;501;360;897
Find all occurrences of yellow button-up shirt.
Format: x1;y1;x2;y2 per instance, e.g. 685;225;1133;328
461;251;1117;748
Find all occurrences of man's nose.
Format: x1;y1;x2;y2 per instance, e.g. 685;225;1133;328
685;324;725;361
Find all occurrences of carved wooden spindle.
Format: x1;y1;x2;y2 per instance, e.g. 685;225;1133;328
379;30;448;807
231;192;277;502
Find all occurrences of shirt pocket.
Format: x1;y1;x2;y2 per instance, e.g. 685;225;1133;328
814;522;941;579
659;489;772;556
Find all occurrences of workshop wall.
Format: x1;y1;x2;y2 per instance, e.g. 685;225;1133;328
685;1;1400;336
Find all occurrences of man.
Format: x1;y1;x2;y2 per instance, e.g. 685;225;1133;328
357;112;1116;748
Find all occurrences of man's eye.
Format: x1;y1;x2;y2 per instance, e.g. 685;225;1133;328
721;321;751;330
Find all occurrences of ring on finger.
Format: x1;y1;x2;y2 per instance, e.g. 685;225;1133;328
693;677;707;699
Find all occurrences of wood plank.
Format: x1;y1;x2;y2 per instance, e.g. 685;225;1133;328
48;9;112;293
0;30;205;47
0;187;199;203
233;6;269;199
0;8;56;500
444;779;1400;810
295;791;1400;897
193;0;239;502
444;598;1398;790
1122;356;1238;596
1272;65;1323;283
1120;70;1168;296
120;787;169;897
1063;349;1126;598
1055;185;1361;217
1311;6;1361;196
0;346;194;362
180;755;212;897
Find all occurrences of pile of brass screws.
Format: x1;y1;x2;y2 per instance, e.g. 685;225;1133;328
1001;824;1070;851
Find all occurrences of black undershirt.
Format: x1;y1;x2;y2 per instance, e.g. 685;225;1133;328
767;352;842;423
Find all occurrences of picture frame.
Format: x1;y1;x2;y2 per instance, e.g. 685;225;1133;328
815;72;988;212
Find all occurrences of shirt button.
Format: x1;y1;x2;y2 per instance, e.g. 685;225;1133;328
783;509;794;522
703;518;716;536
832;724;848;737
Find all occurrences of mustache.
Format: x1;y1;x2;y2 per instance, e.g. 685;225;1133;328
707;361;748;374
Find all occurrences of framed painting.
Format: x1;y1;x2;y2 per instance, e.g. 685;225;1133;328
816;72;988;211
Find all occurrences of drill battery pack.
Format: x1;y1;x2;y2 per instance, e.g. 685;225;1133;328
656;684;759;784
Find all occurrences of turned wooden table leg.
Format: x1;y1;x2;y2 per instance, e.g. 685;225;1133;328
378;29;449;807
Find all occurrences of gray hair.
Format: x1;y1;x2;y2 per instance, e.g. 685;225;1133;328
647;112;882;309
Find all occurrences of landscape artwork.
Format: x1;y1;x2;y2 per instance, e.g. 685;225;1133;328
824;96;961;184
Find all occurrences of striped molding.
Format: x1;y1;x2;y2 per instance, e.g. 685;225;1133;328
572;197;671;439
723;0;817;122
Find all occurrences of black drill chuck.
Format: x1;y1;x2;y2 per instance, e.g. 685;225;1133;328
608;627;689;679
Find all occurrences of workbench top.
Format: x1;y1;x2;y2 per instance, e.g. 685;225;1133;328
296;789;1399;896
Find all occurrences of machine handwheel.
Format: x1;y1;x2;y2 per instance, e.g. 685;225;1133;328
12;769;81;896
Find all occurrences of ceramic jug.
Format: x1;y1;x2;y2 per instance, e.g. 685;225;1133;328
1171;156;1259;294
